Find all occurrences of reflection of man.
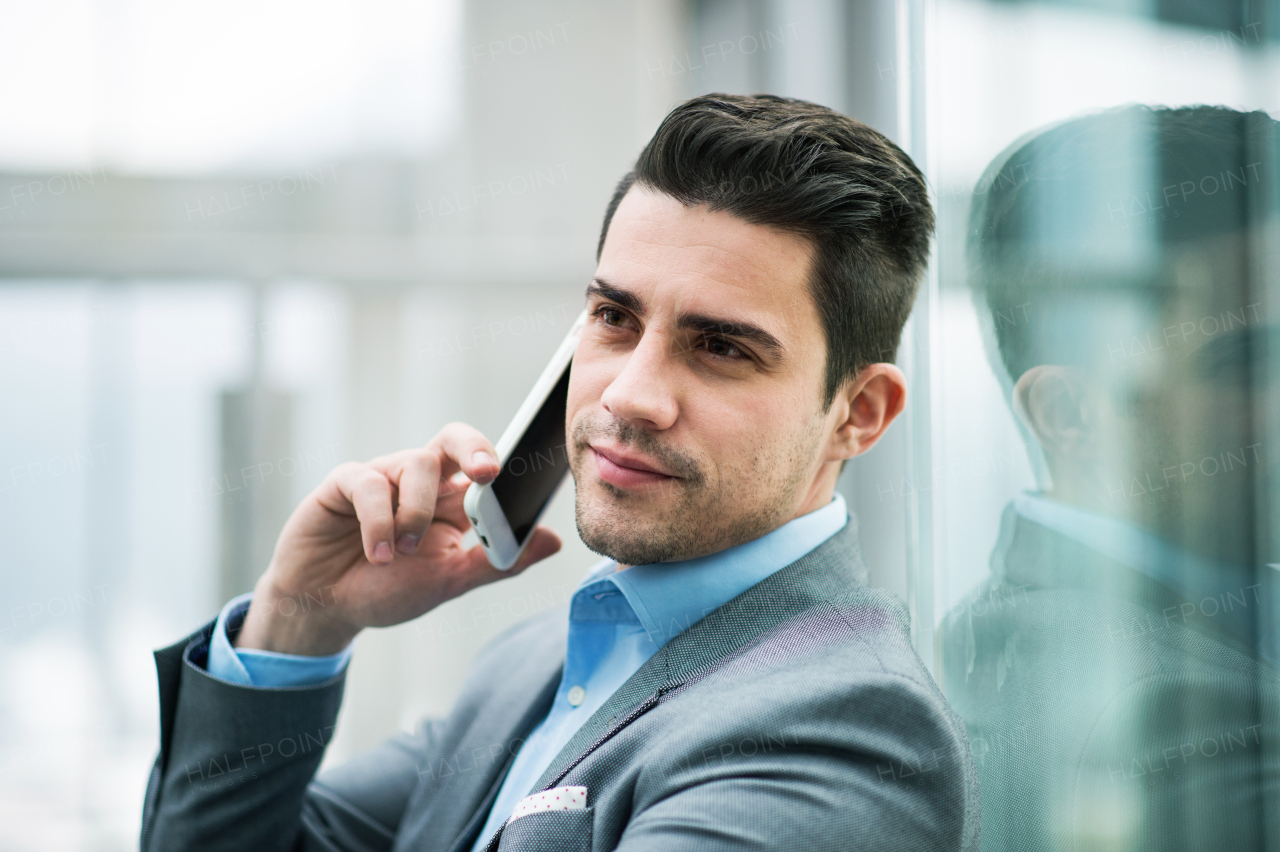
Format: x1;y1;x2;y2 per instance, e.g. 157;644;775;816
941;105;1280;851
141;95;979;851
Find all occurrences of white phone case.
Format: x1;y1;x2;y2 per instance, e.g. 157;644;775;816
463;309;587;569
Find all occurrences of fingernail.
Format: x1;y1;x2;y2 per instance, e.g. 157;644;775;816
396;534;419;555
472;450;497;468
373;542;392;563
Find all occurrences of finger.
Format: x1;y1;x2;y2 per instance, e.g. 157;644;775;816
334;464;396;564
433;479;473;531
430;422;501;485
436;469;473;501
391;451;440;554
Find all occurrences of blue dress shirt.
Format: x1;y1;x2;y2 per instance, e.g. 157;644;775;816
206;493;850;849
208;591;353;686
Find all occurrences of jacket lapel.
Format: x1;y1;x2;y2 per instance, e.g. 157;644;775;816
530;512;869;794
395;621;566;852
440;669;563;852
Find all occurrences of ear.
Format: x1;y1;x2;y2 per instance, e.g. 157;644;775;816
1011;365;1095;458
826;363;908;462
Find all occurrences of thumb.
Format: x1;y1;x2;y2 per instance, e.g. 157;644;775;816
456;525;563;591
510;526;563;572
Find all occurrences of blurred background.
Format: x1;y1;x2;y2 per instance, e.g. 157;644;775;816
1;0;1277;849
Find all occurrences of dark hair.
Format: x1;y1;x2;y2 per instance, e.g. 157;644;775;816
597;93;934;410
969;104;1278;386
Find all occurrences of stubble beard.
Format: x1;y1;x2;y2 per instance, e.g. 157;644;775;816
570;413;824;566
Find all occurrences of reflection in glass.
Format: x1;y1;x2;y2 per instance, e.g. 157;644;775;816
940;106;1280;850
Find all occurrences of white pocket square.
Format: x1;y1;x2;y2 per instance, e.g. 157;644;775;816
509;785;588;823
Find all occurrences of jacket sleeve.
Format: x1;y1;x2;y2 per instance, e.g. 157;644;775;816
139;619;442;852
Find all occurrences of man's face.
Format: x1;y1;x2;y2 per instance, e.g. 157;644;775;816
565;186;837;566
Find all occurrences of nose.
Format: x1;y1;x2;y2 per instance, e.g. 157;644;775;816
599;327;679;431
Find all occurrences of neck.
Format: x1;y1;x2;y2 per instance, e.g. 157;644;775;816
791;460;840;522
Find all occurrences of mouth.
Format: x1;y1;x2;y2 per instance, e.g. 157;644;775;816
589;443;678;490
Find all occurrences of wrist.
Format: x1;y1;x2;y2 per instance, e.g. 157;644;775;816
234;577;358;656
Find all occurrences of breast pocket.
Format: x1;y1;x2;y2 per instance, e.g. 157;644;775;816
496;806;594;852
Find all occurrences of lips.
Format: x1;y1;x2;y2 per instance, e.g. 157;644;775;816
589;443;677;489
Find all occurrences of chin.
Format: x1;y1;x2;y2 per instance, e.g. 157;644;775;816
573;492;687;565
572;480;784;567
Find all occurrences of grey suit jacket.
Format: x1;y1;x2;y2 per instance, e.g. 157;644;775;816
939;506;1280;852
141;517;980;851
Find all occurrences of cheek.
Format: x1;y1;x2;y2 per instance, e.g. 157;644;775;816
566;356;612;416
693;391;805;472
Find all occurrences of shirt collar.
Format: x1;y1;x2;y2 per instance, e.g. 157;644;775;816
1013;490;1279;667
576;492;848;648
1013;490;1223;582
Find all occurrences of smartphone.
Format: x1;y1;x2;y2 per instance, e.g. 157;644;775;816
463;309;587;569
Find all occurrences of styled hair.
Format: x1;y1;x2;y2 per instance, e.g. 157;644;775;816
597;93;934;410
969;104;1278;386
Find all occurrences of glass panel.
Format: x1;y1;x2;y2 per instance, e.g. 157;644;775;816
928;2;1280;849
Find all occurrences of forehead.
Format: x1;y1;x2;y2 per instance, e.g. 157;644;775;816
597;186;818;333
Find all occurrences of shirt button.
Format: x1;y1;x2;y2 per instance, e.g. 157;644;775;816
567;686;586;706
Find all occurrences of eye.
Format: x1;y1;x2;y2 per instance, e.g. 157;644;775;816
701;335;745;361
597;306;625;326
591;304;634;332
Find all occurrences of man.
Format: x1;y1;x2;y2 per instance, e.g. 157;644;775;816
939;105;1280;851
141;94;979;851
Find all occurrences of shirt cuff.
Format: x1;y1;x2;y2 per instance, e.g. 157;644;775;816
206;592;354;687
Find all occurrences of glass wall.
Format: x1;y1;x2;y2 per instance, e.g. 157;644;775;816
924;1;1280;848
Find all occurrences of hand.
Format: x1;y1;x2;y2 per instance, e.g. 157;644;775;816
234;422;563;655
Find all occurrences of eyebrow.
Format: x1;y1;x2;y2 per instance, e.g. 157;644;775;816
679;312;786;360
586;279;643;314
586;278;786;361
